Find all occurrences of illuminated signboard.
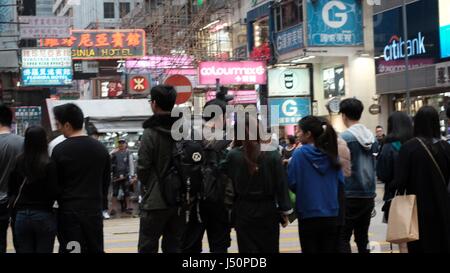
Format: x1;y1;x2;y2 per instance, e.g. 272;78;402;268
21;48;73;86
373;0;439;74
199;61;267;85
439;0;450;58
40;29;146;60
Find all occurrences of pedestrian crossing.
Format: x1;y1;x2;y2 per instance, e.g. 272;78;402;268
6;217;398;253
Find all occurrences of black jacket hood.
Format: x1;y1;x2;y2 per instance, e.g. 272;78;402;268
143;114;179;135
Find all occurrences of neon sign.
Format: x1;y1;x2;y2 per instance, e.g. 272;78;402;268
383;32;426;61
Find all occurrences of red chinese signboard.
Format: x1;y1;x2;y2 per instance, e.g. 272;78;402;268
40;29;146;60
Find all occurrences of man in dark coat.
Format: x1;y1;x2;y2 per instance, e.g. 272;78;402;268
137;85;184;253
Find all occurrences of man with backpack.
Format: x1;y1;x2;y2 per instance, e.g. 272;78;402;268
181;98;233;253
137;85;186;253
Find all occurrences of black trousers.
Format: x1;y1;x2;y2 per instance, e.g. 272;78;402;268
138;208;185;253
235;200;280;253
181;201;231;253
298;217;339;253
57;209;104;253
339;198;375;253
0;203;9;253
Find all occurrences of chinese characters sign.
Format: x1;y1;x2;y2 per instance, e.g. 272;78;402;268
199;61;267;85
307;0;363;46
275;24;304;55
22;48;72;68
21;48;73;86
14;107;42;136
19;16;72;39
40;29;146;60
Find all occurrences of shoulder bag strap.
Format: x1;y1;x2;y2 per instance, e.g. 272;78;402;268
417;138;447;186
8;177;27;209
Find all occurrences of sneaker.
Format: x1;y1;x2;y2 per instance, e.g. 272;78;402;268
103;210;111;220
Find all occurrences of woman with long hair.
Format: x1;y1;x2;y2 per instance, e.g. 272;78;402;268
220;115;292;253
392;106;450;253
376;112;413;223
288;116;344;253
8;126;59;253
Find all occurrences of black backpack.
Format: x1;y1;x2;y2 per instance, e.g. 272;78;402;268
158;138;205;210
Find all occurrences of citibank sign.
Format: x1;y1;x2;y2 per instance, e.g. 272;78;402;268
383;32;426;61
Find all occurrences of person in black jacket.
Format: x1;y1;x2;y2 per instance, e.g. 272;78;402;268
137;85;184;253
392;106;450;253
52;104;111;253
9;126;59;253
376;112;413;223
220;115;292;253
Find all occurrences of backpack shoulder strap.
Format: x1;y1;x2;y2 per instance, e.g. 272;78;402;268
417;138;447;186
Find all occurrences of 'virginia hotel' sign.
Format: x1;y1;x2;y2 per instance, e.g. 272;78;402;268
40;29;146;60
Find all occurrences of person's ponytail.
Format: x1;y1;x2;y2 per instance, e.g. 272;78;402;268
298;116;341;170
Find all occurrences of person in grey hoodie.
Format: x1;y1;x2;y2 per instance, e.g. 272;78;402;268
338;98;376;253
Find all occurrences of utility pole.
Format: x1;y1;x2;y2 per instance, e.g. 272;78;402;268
402;0;411;116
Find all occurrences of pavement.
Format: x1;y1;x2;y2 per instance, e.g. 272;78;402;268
6;184;397;253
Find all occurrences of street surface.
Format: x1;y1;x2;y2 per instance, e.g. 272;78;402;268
6;184;397;253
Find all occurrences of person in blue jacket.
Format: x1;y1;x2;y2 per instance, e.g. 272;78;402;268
288;116;344;253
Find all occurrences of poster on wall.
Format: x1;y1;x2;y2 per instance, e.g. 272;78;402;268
323;66;345;99
306;0;363;46
268;68;310;97
268;97;311;126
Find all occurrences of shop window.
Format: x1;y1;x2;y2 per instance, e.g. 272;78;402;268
275;0;303;31
104;3;115;19
254;18;269;48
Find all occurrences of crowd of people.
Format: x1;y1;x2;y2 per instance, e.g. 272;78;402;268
0;85;450;253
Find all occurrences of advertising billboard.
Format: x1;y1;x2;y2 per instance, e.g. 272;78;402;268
373;0;440;74
274;24;304;55
306;0;363;46
199;61;267;85
40;29;146;60
439;0;450;58
268;68;310;97
21;48;73;86
269;97;311;126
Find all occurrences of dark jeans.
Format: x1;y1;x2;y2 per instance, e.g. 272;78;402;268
181;201;231;253
0;202;9;253
14;209;56;253
57;209;104;253
299;217;339;253
138;208;185;253
339;198;375;253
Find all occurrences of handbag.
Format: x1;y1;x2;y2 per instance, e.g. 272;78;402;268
386;193;419;244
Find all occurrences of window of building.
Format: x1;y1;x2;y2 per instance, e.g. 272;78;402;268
104;2;115;19
120;2;131;18
275;0;303;31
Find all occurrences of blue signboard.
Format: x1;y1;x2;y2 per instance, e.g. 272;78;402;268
439;0;450;58
269;97;311;126
22;67;73;86
275;24;304;55
307;0;363;46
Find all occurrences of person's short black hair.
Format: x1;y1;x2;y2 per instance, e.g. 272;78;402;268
339;98;364;121
446;102;450;119
287;135;296;145
150;85;177;112
0;103;13;127
53;103;84;130
376;125;383;129
203;99;227;122
414;106;441;139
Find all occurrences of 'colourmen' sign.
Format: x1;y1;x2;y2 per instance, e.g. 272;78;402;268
40;29;146;60
198;61;267;85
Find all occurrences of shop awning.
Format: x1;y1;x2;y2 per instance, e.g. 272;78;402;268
46;99;153;132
